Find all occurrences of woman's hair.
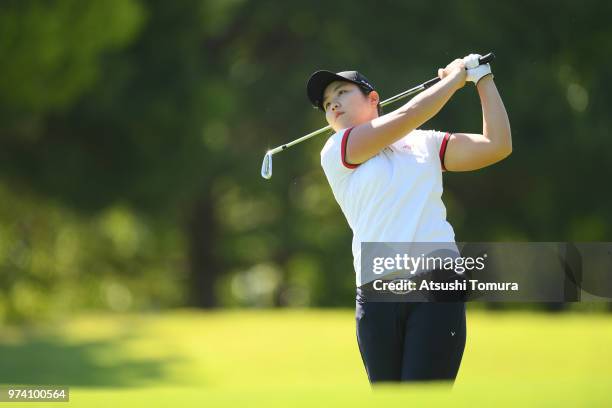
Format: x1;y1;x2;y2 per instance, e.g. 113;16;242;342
357;86;383;117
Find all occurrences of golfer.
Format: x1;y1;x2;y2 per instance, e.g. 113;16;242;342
306;54;511;384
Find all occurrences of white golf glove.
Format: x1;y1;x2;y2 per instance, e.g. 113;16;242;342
463;53;493;85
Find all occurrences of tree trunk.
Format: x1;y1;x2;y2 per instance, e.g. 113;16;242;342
186;193;219;308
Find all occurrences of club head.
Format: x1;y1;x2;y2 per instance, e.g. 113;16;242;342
261;152;273;179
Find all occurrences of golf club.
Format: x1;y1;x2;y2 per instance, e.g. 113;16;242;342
261;52;495;179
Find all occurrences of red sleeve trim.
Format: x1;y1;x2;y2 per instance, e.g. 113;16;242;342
439;132;451;171
340;127;359;169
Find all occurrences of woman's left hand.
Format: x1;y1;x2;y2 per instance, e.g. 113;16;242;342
437;58;467;90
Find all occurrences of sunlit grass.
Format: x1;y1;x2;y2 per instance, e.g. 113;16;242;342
1;308;611;407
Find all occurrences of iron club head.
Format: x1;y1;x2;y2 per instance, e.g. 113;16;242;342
261;151;273;179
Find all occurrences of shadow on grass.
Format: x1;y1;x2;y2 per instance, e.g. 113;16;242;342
0;332;189;387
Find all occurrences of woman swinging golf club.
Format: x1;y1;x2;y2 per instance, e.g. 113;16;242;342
307;53;511;384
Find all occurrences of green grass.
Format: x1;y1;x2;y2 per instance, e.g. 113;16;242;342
1;308;611;407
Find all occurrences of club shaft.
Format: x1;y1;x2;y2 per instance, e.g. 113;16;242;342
266;52;495;156
266;84;424;155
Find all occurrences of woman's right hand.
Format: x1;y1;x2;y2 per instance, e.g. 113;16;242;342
438;59;467;90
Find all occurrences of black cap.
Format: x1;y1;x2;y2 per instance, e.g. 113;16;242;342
307;70;376;110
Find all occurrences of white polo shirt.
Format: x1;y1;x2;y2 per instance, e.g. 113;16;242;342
320;127;458;287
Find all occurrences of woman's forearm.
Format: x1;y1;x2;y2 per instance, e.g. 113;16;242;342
393;73;463;130
476;76;512;153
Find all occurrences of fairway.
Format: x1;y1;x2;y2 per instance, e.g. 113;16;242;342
1;309;611;407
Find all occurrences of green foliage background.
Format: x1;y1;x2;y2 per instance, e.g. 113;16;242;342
1;0;611;322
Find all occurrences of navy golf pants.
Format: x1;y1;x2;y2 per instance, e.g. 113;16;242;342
355;286;467;384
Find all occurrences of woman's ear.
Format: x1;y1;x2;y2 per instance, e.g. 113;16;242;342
369;90;380;107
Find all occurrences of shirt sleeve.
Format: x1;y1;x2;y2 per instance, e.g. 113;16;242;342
422;129;452;171
320;128;358;187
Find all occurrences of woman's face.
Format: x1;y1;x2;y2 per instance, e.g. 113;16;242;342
322;81;378;132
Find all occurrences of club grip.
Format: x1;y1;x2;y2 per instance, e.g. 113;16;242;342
479;52;495;65
423;52;494;90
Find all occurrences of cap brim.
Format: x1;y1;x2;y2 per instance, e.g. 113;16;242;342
307;70;352;110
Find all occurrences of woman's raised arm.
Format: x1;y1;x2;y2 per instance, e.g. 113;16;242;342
345;59;467;165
